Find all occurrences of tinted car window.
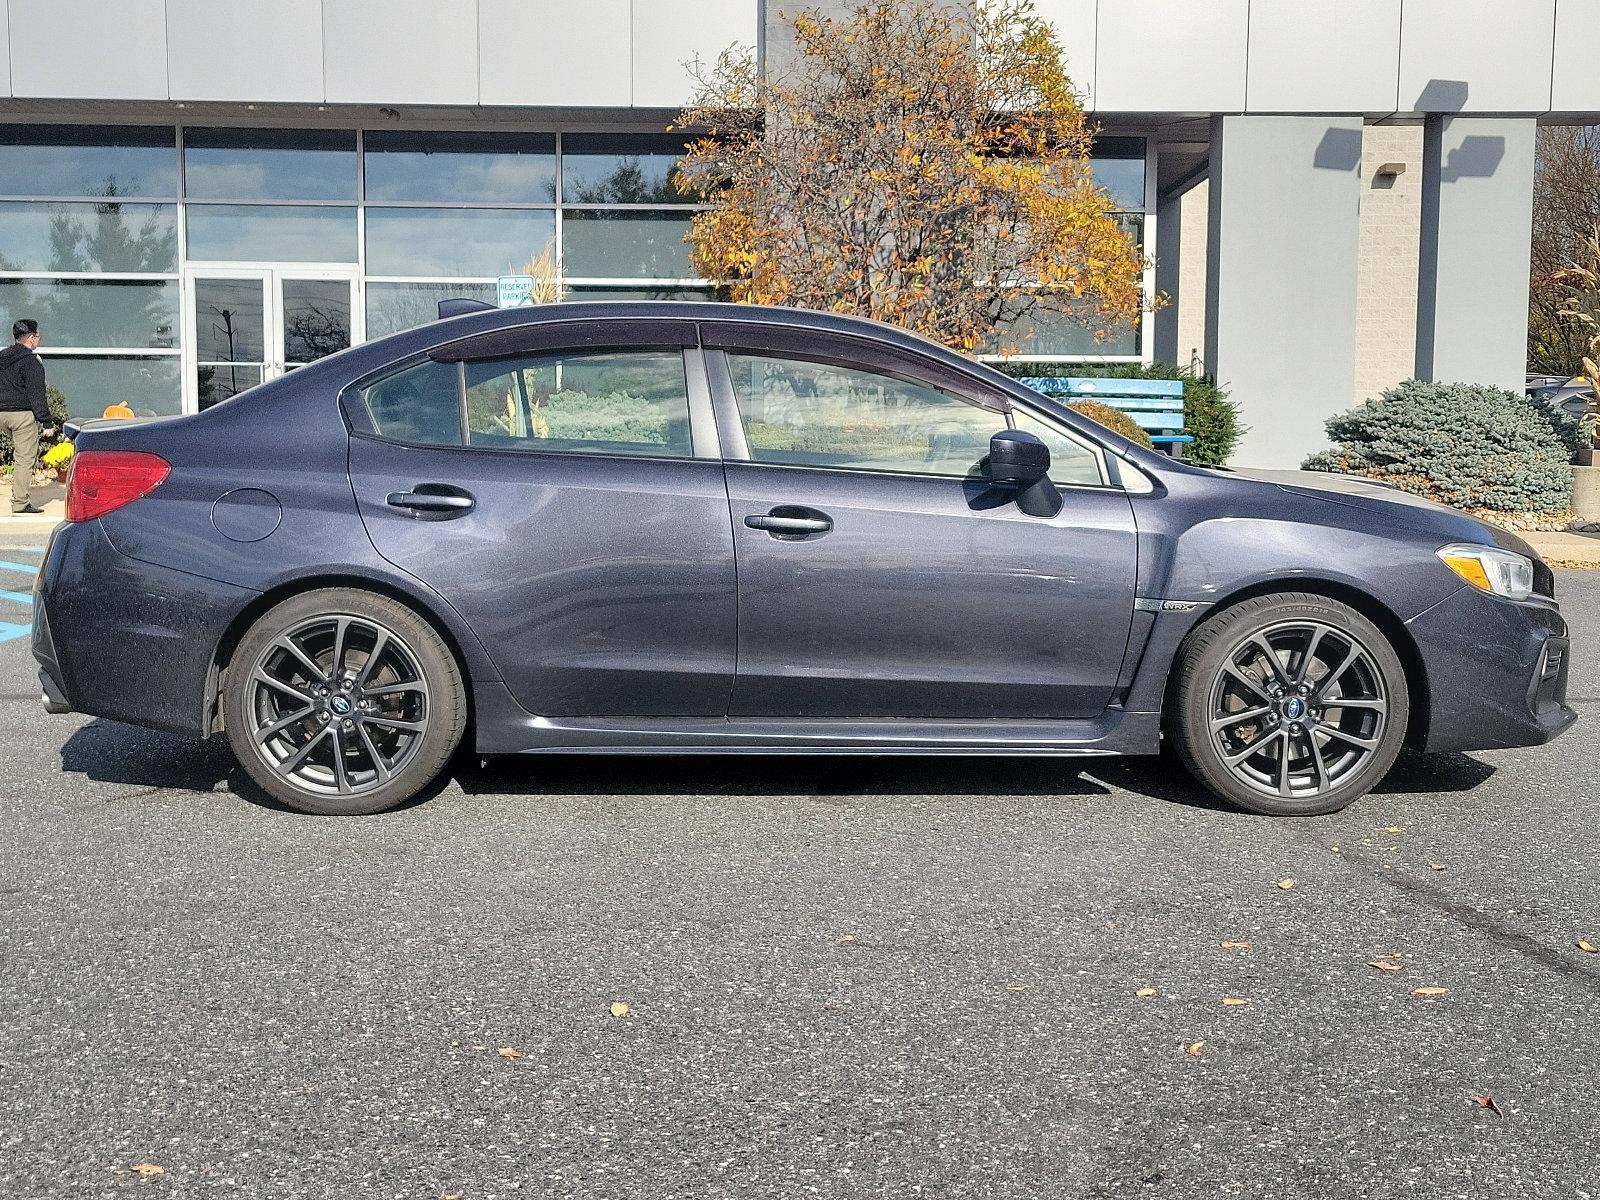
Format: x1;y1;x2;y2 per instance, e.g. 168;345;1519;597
361;358;463;447
727;354;1004;477
464;349;692;459
1010;407;1105;487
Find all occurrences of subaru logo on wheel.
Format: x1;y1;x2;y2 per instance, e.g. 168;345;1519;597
1283;697;1304;721
330;695;352;716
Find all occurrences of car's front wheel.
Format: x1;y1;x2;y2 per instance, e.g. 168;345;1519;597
1168;592;1410;816
223;588;466;815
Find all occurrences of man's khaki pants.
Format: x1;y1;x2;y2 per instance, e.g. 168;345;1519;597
0;410;40;512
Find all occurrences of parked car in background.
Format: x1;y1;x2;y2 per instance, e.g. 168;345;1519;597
33;304;1576;817
1527;372;1596;422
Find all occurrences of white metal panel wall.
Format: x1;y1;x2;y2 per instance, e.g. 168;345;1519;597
9;0;168;100
480;0;633;108
632;0;758;109
0;2;9;97
1552;0;1600;115
1205;116;1363;467
1399;0;1556;114
167;0;326;104
323;0;480;105
1246;0;1401;114
1031;0;1097;110
1094;0;1247;113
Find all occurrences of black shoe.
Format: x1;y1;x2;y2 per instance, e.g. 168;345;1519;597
10;504;44;515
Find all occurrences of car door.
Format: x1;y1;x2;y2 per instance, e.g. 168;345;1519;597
346;319;738;718
702;325;1139;721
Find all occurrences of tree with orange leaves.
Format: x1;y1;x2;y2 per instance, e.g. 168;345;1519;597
674;0;1150;355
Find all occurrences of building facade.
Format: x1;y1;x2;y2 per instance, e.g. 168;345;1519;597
0;0;1592;467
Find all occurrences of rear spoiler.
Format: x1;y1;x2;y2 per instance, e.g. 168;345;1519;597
438;297;497;319
62;415;178;443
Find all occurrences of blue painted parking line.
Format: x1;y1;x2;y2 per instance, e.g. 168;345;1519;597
0;547;39;641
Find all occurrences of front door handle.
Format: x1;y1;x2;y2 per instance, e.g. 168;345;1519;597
386;486;475;519
744;506;833;537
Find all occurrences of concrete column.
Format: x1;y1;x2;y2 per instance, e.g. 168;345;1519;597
1414;116;1537;390
1153;187;1183;365
1205;115;1363;468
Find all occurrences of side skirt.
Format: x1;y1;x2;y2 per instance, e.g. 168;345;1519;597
471;683;1164;757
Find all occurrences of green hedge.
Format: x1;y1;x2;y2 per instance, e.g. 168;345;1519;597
1303;379;1573;515
993;361;1243;466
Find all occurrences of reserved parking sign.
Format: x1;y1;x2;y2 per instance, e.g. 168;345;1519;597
497;275;535;308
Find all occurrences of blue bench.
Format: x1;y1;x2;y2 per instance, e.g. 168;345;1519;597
1022;377;1193;458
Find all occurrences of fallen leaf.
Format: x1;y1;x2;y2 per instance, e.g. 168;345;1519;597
1005;983;1031;992
1385;825;1404;833
610;1001;631;1017
1330;845;1341;853
1136;987;1158;998
1472;1093;1503;1116
1578;940;1598;954
1368;959;1403;972
469;1044;486;1052
443;1192;465;1200
1428;862;1445;871
496;1047;522;1060
1220;940;1252;950
1105;920;1117;929
1411;986;1449;998
1184;1041;1205;1057
1278;878;1296;891
130;1164;164;1177
1221;996;1250;1007
833;934;856;944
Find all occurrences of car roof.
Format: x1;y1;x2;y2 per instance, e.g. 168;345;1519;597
427;300;977;374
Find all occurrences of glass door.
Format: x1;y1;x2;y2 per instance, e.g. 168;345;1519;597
183;266;360;412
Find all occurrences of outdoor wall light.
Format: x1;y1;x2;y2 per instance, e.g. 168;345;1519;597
1375;162;1407;178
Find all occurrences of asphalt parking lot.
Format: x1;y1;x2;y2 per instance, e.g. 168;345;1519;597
2;537;1599;1199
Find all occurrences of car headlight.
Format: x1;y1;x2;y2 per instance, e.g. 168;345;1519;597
1436;543;1535;601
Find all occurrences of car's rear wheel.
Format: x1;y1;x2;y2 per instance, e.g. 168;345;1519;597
1168;593;1409;816
223;589;466;815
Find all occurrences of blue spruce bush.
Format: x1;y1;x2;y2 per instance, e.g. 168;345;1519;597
1303;380;1575;515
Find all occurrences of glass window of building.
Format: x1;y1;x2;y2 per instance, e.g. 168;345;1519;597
0;126;182;416
182;128;358;201
560;133;694;204
365;208;555;277
364;131;556;204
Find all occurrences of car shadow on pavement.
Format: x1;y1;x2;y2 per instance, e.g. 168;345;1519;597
57;720;1497;815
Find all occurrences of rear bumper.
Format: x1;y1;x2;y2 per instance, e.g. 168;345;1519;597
32;520;256;739
1408;585;1576;753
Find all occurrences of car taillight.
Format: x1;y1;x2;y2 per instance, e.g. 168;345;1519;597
64;450;171;522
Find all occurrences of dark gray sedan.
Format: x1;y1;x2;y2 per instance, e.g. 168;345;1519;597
32;303;1574;816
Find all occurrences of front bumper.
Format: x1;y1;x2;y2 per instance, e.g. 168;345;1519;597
1407;584;1576;753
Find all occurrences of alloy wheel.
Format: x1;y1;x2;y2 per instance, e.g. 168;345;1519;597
1207;620;1390;801
246;614;430;797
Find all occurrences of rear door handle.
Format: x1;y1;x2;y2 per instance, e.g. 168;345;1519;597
744;506;833;537
386;487;475;518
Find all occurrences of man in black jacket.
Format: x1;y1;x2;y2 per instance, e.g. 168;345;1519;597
0;319;55;515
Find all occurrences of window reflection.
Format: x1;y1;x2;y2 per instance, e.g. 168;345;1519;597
183;128;357;201
364;131;556;204
186;205;357;262
0;126;177;199
560;133;692;204
562;210;694;279
365;208;555;277
0;279;177;349
0;201;177;272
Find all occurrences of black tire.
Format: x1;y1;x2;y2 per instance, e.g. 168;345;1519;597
1167;592;1409;816
223;588;467;815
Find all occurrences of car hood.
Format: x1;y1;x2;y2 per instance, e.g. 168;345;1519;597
1223;468;1542;559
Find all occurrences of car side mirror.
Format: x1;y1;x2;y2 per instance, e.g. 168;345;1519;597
988;429;1063;518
